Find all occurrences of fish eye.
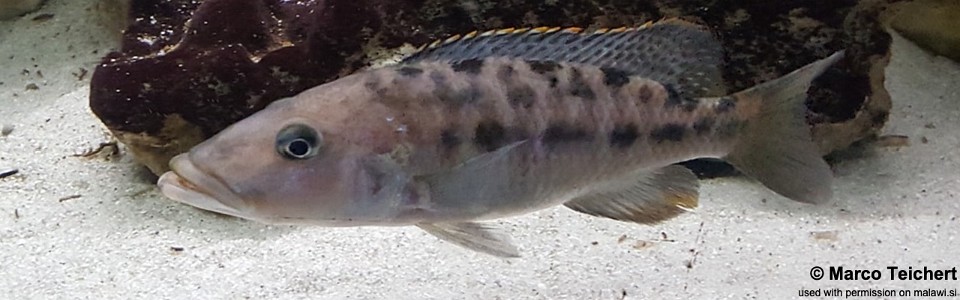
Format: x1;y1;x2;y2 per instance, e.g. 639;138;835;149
276;123;322;160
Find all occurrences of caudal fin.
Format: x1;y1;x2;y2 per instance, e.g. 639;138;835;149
724;51;844;204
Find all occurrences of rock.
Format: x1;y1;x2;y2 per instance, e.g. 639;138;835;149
89;0;902;175
0;0;43;20
1;124;13;136
890;0;960;62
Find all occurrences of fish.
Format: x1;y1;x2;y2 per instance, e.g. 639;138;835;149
157;19;841;257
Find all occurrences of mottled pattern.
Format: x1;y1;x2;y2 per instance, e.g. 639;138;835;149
362;57;743;170
609;124;640;148
650;124;687;143
601;67;632;88
451;59;485;74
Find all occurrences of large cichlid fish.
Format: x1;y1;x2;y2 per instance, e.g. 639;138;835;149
157;19;840;257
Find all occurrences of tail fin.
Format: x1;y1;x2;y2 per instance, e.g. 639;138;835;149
724;51;844;204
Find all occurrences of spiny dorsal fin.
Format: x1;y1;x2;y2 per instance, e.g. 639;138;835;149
409;17;687;54
403;19;726;98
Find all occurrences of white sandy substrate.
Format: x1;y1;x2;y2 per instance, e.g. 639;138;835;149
1;1;958;299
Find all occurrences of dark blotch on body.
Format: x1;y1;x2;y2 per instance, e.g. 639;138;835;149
430;70;479;105
693;117;715;134
542;124;589;145
601;67;630;88
547;76;559;88
474;121;506;152
610;124;639;148
527;60;560;87
507;84;536;109
434;86;482;105
716;97;737;113
527;60;560;74
363;77;379;90
497;65;515;81
363;77;388;98
650;124;686;143
663;84;697;112
568;68;595;99
638;85;653;103
452;59;484;74
397;66;423;77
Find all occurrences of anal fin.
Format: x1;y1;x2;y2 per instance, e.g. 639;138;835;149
417;222;520;258
564;165;699;224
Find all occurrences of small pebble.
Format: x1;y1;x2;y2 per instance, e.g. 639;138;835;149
1;124;13;136
810;230;840;242
57;194;81;202
30;12;52;22
0;168;19;179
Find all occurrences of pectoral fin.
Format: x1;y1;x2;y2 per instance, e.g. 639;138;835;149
416;141;528;215
564;165;699;224
417;222;520;258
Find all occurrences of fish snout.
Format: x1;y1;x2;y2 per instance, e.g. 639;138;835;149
157;154;249;219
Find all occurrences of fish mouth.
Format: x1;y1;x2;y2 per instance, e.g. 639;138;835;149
157;154;247;218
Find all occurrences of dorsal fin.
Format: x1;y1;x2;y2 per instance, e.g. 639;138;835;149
402;18;726;97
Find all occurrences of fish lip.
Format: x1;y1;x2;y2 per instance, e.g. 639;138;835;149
157;154;246;218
